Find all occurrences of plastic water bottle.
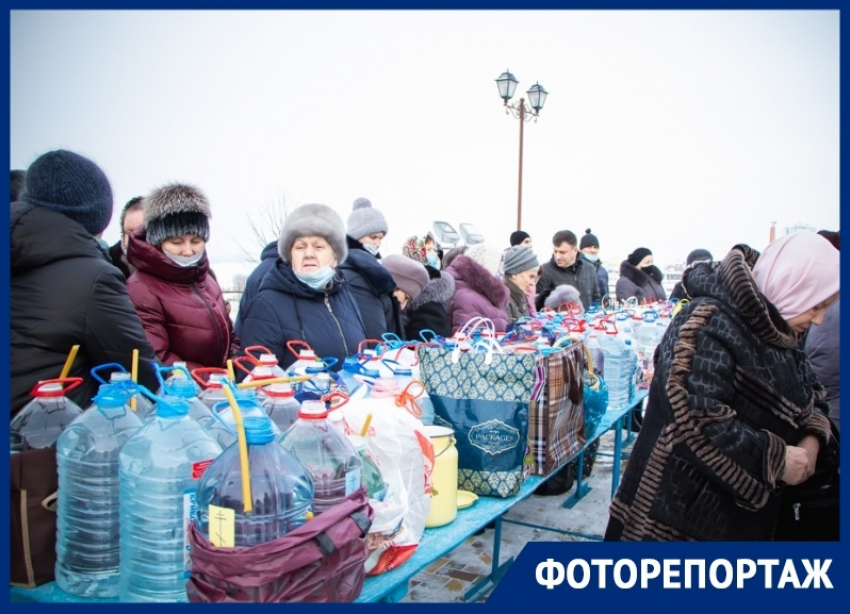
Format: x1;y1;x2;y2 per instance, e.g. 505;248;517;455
118;395;222;603
55;384;143;597
196;372;231;411
338;356;380;396
195;415;313;548
260;384;301;432
90;363;155;419
208;394;281;449
598;335;629;409
11;378;85;451
279;400;362;515
155;365;215;429
155;361;190;396
585;333;605;381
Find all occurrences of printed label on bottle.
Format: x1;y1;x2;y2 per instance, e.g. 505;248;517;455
183;489;197;578
192;459;214;479
208;504;235;548
345;468;361;496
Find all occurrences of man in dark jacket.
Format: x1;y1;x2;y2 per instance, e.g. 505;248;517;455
536;229;601;311
10;149;159;416
107;196;145;281
578;228;609;301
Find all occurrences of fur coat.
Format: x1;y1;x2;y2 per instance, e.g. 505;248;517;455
615;260;667;303
445;255;510;333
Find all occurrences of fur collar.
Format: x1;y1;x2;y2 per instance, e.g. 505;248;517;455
409;271;455;311
619;260;663;286
446;255;509;308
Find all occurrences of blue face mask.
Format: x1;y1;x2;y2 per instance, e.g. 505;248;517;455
362;243;380;256
583;252;599;263
295;265;335;290
426;252;439;267
165;249;204;267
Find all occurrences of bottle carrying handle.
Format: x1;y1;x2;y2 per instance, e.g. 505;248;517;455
191;367;229;389
381;332;405;350
286;340;315;360
304;356;338;374
242;345;275;366
358;339;387;356
393;343;421;367
233;355;261;376
90;363;128;385
417;329;440;344
30;377;85;398
154;364;195;395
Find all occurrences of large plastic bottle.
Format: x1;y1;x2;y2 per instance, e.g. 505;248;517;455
194;371;231;411
11;378;85;451
195;415;314;548
155;365;215;429
155;361;189;396
90;363;155;419
585;332;605;381
208;394;281;449
278;400;362;515
260;383;301;432
598;335;629;409
55;384;143;597
118;394;222;602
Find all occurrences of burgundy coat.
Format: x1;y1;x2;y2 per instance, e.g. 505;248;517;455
126;227;239;370
444;255;510;333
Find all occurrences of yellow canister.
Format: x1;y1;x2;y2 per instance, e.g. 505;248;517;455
423;425;458;528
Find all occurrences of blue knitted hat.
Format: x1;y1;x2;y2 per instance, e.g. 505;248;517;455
21;150;113;236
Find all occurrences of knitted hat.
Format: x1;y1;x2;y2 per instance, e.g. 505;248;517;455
509;230;530;246
382;254;430;301
278;203;347;264
502;245;540;275
347;197;388;241
580;228;599;249
465;243;503;276
627;247;653;266
144;183;211;246
686;248;713;265
21;149;113;235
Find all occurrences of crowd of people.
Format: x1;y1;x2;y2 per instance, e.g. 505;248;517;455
9;147;840;543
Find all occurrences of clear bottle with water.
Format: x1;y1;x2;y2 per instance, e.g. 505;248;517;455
196;371;231;411
585;333;605;381
118;394;222;602
208;393;281;449
11;378;85;451
598;335;631;409
278;400;362;515
260;383;301;432
90;363;155;419
195;415;313;548
155;361;189;396
155;365;215;429
55;383;143;597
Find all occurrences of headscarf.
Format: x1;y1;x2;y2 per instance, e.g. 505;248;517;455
751;231;839;321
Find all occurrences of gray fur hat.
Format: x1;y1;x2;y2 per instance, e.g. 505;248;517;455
502;245;539;275
347;197;388;240
278;203;348;264
144;183;211;246
544;284;582;310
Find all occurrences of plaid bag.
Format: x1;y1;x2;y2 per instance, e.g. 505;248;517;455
526;341;586;476
418;340;539;498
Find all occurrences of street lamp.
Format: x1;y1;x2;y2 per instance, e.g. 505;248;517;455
495;69;549;231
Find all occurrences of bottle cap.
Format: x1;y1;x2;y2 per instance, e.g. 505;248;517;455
243;416;276;444
259;353;279;365
298;400;328;419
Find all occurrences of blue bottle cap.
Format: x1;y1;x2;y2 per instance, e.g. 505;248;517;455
243;416;276;445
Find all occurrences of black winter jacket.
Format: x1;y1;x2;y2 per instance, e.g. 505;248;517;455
338;237;405;340
237;262;367;370
536;256;600;311
10;203;159;416
404;271;455;342
234;241;279;336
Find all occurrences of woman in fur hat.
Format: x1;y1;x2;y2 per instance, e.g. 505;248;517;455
126;183;239;371
337;197;405;339
606;232;839;541
444;243;509;333
237;203;367;370
615;247;667;303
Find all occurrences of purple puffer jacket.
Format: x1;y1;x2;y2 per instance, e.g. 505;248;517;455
444;255;510;333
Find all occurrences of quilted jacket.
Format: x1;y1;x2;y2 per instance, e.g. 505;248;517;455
605;245;833;541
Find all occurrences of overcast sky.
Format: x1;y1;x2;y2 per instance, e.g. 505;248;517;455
10;9;840;281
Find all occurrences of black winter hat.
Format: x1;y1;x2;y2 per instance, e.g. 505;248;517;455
144;183;211;246
21;149;114;236
580;228;599;249
509;230;531;246
686;248;713;265
627;247;653;266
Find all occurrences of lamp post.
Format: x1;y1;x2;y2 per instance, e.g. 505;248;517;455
495;70;548;231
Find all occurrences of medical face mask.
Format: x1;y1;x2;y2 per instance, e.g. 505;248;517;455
426;251;439;267
583;253;599;263
295;265;335;290
165;249;204;267
362;243;380;256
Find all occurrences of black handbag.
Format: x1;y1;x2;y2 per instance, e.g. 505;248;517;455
773;419;840;541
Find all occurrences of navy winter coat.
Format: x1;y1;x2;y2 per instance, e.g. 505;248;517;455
338;238;405;340
237;262;367;370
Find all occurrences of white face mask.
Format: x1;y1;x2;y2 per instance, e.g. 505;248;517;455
583;253;599;263
164;249;204;267
362;243;380;256
295;265;335;290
